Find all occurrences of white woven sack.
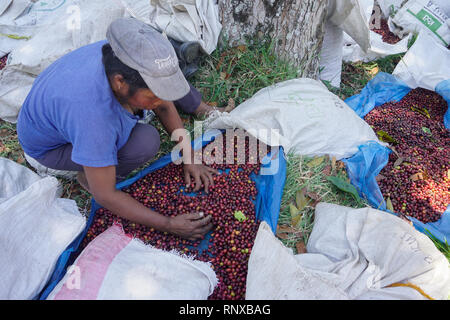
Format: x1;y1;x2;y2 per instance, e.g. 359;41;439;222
389;0;450;47
147;0;222;54
0;0;130;123
393;30;450;90
0;158;86;300
205;78;385;160
246;203;450;300
47;224;218;300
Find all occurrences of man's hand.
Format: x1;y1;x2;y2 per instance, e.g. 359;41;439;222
183;163;219;193
167;212;213;240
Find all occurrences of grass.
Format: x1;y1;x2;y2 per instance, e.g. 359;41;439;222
325;53;404;101
191;38;299;108
277;153;369;252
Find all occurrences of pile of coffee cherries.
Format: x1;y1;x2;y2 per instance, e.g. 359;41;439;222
371;17;401;44
0;55;7;70
365;88;449;223
79;130;271;300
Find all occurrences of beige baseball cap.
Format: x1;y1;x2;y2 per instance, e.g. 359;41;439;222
106;17;190;101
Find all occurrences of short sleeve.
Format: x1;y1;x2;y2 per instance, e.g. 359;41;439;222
66;109;119;167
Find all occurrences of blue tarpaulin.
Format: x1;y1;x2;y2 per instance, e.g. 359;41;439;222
343;72;450;244
38;130;286;300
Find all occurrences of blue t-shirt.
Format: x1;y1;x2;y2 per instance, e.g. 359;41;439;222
17;40;139;167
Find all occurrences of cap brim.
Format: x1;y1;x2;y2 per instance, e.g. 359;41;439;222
140;68;190;101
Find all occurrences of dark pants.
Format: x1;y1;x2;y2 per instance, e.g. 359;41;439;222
34;84;202;180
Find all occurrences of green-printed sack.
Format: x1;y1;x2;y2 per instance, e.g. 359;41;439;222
389;0;450;46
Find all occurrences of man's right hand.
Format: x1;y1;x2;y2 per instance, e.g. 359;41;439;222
167;212;213;241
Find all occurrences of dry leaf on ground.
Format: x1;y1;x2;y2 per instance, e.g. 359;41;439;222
296;241;307;254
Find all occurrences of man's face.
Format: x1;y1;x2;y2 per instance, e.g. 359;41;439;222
125;88;165;110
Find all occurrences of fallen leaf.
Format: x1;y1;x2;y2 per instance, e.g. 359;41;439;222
208;101;218;107
393;157;404;168
422;169;430;180
307;156;325;168
409;172;423;181
389;146;400;158
331;156;337;172
276;226;290;239
233;210;247;222
336;161;345;171
322;165;331;176
386;197;394;212
276;232;289;240
291;214;303;228
411;106;431;118
306;191;321;201
326;176;361;202
295;241;307;254
375;174;386;182
289;203;300;217
236;45;247;52
0;128;9;137
295;188;309;211
377;130;398;144
278;225;298;233
421;127;432;136
369;66;379;77
224;98;235;112
220;72;227;80
16;157;25;164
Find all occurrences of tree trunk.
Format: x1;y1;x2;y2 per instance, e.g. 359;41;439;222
218;0;328;78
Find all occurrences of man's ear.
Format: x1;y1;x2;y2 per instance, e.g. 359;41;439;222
111;73;125;91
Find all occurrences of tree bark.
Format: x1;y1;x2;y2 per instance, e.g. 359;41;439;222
218;0;328;78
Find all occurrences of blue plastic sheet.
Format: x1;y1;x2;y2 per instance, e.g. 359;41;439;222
344;72;411;118
38;130;286;300
435;79;450;130
344;72;450;244
342;141;392;211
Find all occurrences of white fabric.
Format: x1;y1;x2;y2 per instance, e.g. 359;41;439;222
120;0;153;24
389;0;450;47
431;0;450;16
342;29;412;63
339;0;411;63
319;20;344;88
47;224;218;300
320;0;372;86
321;0;410;85
0;0;14;17
0;0;31;25
0;157;86;300
393;30;450;90
6;0;127;76
0;0;130;123
246;204;450;300
377;0;405;18
147;0;222;55
0;0;73;57
0;67;34;123
327;0;371;52
205;78;385;160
